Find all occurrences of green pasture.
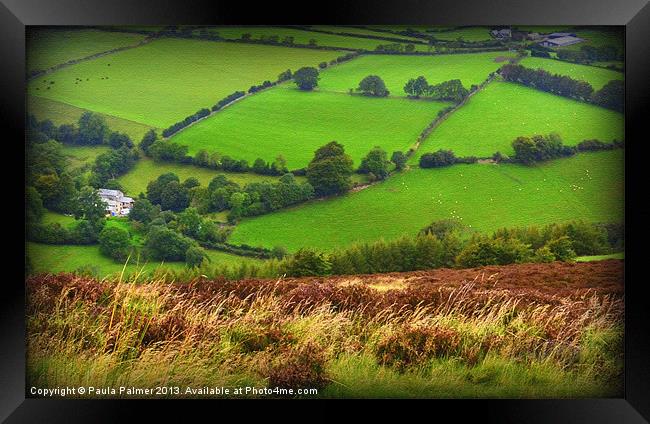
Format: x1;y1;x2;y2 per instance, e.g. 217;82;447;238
307;26;423;42
170;87;450;170
317;52;517;96
27;29;146;73
42;210;77;228
575;252;624;262
116;157;293;197
520;56;623;90
430;27;494;42
515;26;574;34
60;144;111;170
205;26;427;51
26;242;263;279
28;96;154;141
416;81;623;158
228;150;624;252
28;38;342;128
555;29;623;53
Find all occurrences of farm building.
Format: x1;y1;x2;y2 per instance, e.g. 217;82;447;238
547;32;577;38
491;28;511;39
539;36;584;47
98;188;134;217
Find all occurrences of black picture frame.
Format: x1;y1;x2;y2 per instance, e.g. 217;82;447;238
3;0;649;420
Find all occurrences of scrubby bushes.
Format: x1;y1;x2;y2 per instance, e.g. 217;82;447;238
356;75;389;97
404;76;468;103
161;108;210;138
98;226;131;261
419;150;457;168
511;133;575;165
211;91;246;112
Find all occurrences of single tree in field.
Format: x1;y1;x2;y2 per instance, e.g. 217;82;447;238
391;151;407;171
98;226;131;261
404;75;430;98
306;141;354;196
293;67;320;90
359;146;391;180
357;75;390;97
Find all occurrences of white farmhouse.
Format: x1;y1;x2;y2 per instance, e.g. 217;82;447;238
98;188;134;217
491;28;511;39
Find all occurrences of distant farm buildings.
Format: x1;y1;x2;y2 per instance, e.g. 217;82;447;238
98;188;134;217
539;32;584;47
491;28;512;39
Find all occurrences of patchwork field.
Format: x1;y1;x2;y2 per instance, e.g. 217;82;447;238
204;26;427;51
27;29;146;73
171;87;450;169
317;52;516;95
28;96;154;141
26;242;264;278
416;81;624;158
117;158;296;197
520;56;623;90
229;150;624;252
28;38;343;128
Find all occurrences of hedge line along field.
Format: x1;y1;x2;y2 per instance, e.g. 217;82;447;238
28;38;343;128
519;56;623;90
415;81;623;159
317;52;516;96
228;150;624;252
171;87;451;170
28;96;154;141
427;27;494;42
204;26;428;51
27;29;146;73
117;158;299;197
26;242;265;279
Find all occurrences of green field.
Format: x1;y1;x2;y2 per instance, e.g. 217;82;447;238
317;52;517;96
307;26;423;42
28;38;343;128
28;95;154;141
60;144;111;170
27;29;146;73
515;26;574;34
229;150;624;252
416;81;623;158
170;87;449;170
205;26;427;51
576;252;624;262
430;27;493;42
26;242;264;278
42;210;77;227
520;56;623;90
117;157;294;196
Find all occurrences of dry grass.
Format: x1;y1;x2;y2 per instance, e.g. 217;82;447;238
26;266;623;398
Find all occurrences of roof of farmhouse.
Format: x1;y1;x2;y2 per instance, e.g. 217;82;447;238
543;36;584;45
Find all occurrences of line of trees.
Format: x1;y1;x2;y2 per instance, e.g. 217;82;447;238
499;64;623;112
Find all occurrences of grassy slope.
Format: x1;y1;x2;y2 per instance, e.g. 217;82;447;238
117;157;297;196
28;96;154;141
416;81;623;158
206;26;427;51
229;150;624;252
520;56;623;90
27;29;145;73
26;242;263;278
171;87;450;170
576;252;624;262
42;210;77;227
318;52;516;96
60;144;111;170
28;38;343;128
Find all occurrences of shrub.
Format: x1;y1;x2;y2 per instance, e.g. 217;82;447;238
545;236;577;261
185;246;208;267
419;149;456;168
283;248;331;277
98;226;131;261
357;75;389;97
456;236;533;268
